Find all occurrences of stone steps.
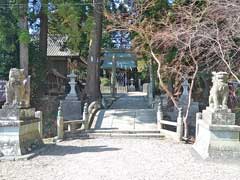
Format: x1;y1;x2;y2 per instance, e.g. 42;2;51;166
64;129;165;139
64;92;162;139
89;129;164;139
87;129;161;134
87;132;165;139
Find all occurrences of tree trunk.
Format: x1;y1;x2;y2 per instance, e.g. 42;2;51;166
39;0;48;70
86;0;103;102
19;0;28;76
39;0;48;94
148;58;154;105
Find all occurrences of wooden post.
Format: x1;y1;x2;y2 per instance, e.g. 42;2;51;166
111;55;117;97
176;107;183;141
57;102;64;139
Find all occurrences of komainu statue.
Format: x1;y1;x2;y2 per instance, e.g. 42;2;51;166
4;68;30;108
209;71;229;110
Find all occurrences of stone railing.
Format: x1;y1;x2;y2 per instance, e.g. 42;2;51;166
87;101;101;128
116;86;128;93
100;86;111;94
56;101;101;140
156;101;183;141
100;85;128;94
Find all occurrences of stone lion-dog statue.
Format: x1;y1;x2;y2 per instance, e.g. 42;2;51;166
4;68;30;108
209;71;229;110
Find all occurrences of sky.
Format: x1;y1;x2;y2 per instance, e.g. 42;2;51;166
28;0;175;35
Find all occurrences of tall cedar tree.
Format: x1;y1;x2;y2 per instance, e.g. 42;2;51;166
86;0;103;102
18;0;29;76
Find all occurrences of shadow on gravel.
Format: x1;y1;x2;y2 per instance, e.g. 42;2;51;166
39;144;121;156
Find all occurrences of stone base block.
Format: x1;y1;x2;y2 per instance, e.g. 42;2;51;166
61;100;82;121
128;85;136;92
0;107;36;121
0;120;43;156
202;107;235;125
193;120;240;159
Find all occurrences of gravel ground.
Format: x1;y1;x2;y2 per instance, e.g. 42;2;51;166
0;138;240;180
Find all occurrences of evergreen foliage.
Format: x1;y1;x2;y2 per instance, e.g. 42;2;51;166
0;0;19;79
49;0;94;58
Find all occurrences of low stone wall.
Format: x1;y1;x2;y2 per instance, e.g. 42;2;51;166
100;86;111;94
101;86;128;94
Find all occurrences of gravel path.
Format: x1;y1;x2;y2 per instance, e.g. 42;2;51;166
1;138;239;180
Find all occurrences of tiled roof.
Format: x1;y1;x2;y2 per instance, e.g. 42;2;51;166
47;35;79;57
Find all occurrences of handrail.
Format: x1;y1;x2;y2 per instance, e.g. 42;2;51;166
159;120;177;126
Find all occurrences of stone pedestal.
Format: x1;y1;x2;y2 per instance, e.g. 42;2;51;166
193;107;240;159
61;100;82;121
0;106;43;156
61;100;82;131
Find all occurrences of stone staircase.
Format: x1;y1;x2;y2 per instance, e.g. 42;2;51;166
85;129;164;139
64;92;165;139
88;92;164;139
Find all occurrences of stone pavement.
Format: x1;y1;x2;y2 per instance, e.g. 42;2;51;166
91;92;158;132
1;138;239;180
1;92;240;180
